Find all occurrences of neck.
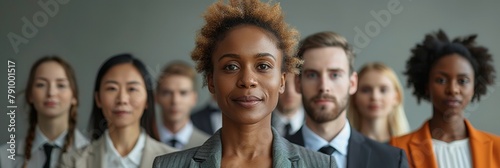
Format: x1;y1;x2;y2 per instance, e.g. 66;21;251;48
108;124;141;156
279;108;299;119
163;118;189;134
38;113;69;141
305;111;347;142
221;115;273;160
360;117;390;142
429;109;467;143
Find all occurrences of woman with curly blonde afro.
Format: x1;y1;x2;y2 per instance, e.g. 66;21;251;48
153;0;337;167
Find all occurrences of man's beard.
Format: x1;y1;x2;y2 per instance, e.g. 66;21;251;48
303;92;349;123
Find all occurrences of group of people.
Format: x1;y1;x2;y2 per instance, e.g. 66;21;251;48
1;0;499;168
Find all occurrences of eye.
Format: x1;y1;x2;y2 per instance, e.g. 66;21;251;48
304;71;318;79
223;63;239;71
360;87;371;94
105;86;117;92
458;78;470;85
34;82;45;88
435;77;446;84
380;86;387;94
57;83;67;89
330;72;341;79
256;63;271;71
128;87;139;92
180;90;189;96
161;90;172;96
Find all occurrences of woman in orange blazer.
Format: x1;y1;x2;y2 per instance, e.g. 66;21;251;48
390;30;500;168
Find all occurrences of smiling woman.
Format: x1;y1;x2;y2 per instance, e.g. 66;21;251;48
390;30;500;168
153;0;336;168
59;54;176;168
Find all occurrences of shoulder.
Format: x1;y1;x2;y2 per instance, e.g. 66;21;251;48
472;129;500;145
153;147;199;168
145;136;177;154
390;129;421;148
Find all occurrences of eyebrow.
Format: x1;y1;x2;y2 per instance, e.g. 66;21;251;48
217;53;276;62
303;68;345;73
437;71;471;77
103;80;142;85
35;77;68;82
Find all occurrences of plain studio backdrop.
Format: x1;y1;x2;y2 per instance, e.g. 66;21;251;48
1;0;499;144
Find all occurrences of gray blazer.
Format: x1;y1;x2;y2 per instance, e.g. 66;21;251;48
153;128;337;168
184;127;210;150
59;134;176;168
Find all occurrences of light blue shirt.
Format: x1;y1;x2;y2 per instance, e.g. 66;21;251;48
158;121;194;149
302;120;351;168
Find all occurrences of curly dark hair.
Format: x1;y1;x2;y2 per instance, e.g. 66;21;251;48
192;0;302;86
405;29;496;103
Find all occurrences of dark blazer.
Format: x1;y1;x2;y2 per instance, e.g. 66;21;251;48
190;104;220;135
153;128;338;168
287;127;408;168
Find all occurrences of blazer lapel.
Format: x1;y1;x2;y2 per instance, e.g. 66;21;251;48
465;120;492;168
408;121;437;168
272;128;298;167
193;130;222;168
347;130;370;168
82;137;104;168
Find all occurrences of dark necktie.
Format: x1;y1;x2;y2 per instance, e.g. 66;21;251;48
284;123;292;138
318;145;336;155
169;139;178;148
43;143;55;168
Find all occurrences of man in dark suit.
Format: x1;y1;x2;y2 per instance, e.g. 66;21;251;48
287;31;408;168
190;96;221;135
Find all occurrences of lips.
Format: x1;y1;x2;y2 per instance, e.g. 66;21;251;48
232;95;263;108
44;101;57;107
444;99;461;108
113;110;131;116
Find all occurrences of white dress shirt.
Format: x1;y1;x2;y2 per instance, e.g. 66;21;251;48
302;120;351;168
273;107;305;137
158;121;194;149
104;130;146;168
0;126;89;168
432;138;472;168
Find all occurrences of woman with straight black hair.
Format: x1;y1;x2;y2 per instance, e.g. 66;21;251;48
60;54;175;168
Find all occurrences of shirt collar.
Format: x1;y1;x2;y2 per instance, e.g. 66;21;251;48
158;121;193;146
302;119;351;156
274;107;305;133
104;129;146;166
32;125;67;153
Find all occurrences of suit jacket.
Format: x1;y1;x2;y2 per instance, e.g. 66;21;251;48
59;134;176;168
390;119;500;168
153;128;338;168
287;126;408;168
184;127;210;150
191;104;220;135
0;129;88;168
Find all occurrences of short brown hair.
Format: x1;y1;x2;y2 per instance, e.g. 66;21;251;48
192;0;302;86
157;60;197;91
297;31;355;73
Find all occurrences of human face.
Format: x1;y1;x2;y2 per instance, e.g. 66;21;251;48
355;70;399;119
96;63;147;129
277;73;302;115
30;61;76;119
208;25;285;125
295;47;357;123
428;54;474;119
156;75;197;124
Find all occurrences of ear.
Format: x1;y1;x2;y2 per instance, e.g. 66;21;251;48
94;92;102;108
294;74;302;94
279;72;286;94
207;73;215;94
349;72;358;95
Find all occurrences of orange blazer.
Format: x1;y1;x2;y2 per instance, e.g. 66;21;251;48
390;119;500;168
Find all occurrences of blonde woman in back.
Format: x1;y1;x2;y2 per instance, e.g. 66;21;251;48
348;62;410;143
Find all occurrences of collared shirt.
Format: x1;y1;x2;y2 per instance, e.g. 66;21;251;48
104;130;146;168
273;107;305;137
302;120;351;168
158;121;194;149
432;138;472;168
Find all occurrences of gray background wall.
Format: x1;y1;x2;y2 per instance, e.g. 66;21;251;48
1;0;499;144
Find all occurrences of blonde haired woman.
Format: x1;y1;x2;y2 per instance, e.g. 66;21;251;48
348;62;410;143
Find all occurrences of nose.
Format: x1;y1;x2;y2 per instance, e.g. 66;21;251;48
116;88;129;105
47;82;57;97
237;67;258;88
318;73;331;94
170;92;179;105
371;89;381;100
446;80;460;95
